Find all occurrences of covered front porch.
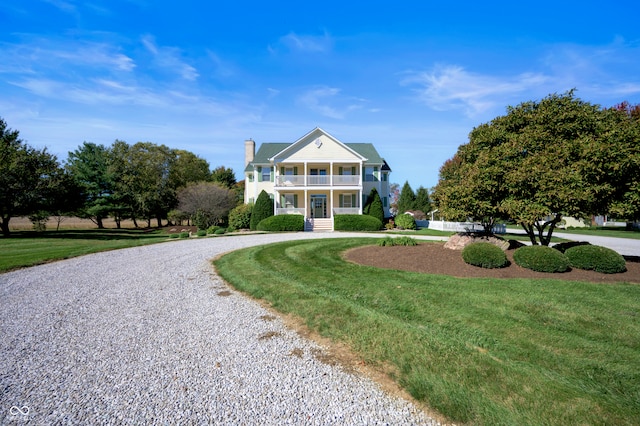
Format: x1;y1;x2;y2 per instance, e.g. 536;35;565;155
274;189;362;230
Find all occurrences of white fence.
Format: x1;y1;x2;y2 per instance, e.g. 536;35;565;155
416;220;506;234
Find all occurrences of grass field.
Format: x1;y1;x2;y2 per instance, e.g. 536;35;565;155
213;238;640;425
0;229;169;272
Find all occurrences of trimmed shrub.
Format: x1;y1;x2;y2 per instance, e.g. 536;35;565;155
196;230;207;237
565;245;627;274
179;231;190;239
395;213;417;230
169;233;179;239
257;214;305;232
513;245;570;273
207;225;221;234
229;203;252;230
250;190;274;231
214;228;226;235
462;242;508;269
334;214;382;232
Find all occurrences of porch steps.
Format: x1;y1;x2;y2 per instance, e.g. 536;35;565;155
304;218;333;232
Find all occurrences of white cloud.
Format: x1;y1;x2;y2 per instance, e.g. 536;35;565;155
141;34;199;80
402;65;549;117
276;31;333;53
297;87;365;119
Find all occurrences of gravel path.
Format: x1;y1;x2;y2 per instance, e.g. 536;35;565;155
1;233;441;425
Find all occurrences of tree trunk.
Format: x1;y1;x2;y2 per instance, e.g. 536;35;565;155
521;222;538;245
156;216;162;228
0;217;11;237
96;216;104;229
132;217;139;228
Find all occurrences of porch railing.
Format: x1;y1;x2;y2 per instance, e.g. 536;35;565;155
275;208;305;215
275;175;360;187
333;208;360;215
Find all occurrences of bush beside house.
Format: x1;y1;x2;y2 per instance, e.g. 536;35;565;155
334;214;382;231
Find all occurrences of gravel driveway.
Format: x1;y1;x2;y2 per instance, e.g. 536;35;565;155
1;233;441;425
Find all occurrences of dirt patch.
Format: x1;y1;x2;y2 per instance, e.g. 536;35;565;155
344;242;640;284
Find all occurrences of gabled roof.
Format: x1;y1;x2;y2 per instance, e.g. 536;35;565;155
270;127;366;162
244;128;391;171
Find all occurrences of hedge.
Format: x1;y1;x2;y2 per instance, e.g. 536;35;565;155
513;245;570;273
462;242;508;269
334;214;382;231
565;245;626;274
257;214;305;232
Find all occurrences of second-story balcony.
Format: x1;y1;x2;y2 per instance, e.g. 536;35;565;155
275;175;360;187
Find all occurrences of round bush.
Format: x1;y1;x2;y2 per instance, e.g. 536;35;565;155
334;214;382;231
513;245;570;273
462;242;508;269
179;231;190;239
214;228;226;235
565;245;626;274
256;214;304;232
195;230;207;237
394;213;417;230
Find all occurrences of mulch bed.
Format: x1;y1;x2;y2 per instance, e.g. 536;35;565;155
344;242;640;284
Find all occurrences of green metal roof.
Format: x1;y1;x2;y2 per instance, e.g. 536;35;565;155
244;142;390;171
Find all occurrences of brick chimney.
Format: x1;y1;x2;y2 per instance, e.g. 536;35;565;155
244;139;255;167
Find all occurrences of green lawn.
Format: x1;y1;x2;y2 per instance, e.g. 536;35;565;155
0;229;169;272
557;226;640;240
213;238;640;426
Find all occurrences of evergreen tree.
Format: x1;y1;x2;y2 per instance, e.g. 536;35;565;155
415;186;432;215
250;190;274;230
363;187;385;225
397;181;416;215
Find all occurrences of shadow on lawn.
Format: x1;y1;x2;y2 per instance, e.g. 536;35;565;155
7;228;166;241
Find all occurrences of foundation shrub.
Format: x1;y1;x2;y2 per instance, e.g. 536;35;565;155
565;245;627;274
214;228;226;235
513;245;570;273
334;214;382;231
229;204;252;230
257;215;304;232
179;231;190;239
196;230;207;237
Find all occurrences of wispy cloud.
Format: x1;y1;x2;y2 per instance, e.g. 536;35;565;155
402;65;549;117
297;87;364;119
141;35;199;80
274;31;333;54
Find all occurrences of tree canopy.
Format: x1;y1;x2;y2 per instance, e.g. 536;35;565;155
1;118;61;236
433;91;640;245
397;181;416;215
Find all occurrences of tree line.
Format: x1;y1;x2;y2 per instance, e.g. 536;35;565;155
432;91;640;245
1;117;240;236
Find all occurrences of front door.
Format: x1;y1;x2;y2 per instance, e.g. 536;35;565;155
310;195;327;218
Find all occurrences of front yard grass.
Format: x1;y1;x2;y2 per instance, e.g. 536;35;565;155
213;238;640;425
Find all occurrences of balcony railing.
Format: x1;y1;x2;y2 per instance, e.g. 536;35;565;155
275;175;360;187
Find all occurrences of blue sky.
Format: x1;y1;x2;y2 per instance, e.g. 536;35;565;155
2;1;640;189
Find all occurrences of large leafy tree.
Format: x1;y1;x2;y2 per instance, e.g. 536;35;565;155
211;165;236;189
0;118;60;236
434;91;639;245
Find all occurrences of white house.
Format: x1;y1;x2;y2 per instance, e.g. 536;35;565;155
244;128;392;231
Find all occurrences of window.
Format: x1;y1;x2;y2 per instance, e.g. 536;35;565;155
342;194;352;208
262;167;271;182
284;194;295;208
285;167;294;176
365;166;375;181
